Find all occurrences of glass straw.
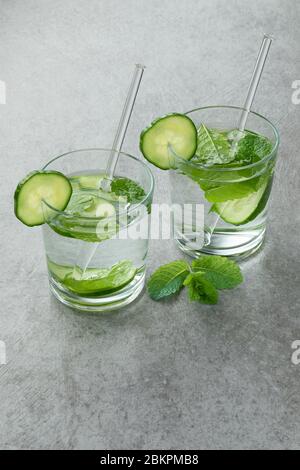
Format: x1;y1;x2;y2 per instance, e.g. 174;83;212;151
237;34;273;135
101;64;146;191
73;64;146;276
208;34;273;241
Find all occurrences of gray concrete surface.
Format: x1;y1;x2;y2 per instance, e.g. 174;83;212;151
0;0;300;450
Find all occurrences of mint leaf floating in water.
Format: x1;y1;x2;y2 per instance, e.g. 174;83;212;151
191;256;243;289
229;130;273;165
189;127;273;224
147;260;190;300
195;124;234;165
204;180;261;203
111;177;146;203
183;272;218;304
147;256;243;305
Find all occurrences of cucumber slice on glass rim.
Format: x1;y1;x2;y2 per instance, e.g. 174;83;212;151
14;170;72;227
140;113;197;170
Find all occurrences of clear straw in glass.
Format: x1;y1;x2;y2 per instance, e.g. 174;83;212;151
73;64;146;275
208;34;273;240
101;64;146;191
237;34;273;135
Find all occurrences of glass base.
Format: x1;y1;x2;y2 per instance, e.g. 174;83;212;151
49;271;145;312
176;226;266;260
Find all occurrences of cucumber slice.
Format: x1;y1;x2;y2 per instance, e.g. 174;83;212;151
84;197;116;218
244;177;273;224
47;259;136;295
63;260;136;295
47;259;73;281
214;180;268;225
14;171;72;226
140;113;197;170
78;174;104;189
68;174;105;191
95;200;116;218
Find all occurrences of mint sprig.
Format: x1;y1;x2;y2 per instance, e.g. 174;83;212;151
191;256;243;289
233;131;273;164
184;272;218;304
147;255;243;305
147;260;190;300
195;124;234;165
111;177;146;203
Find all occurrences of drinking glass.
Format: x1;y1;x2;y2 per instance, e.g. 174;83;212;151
169;106;279;259
42;149;154;312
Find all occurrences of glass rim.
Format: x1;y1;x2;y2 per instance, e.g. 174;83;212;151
184;105;280;172
41;147;154;220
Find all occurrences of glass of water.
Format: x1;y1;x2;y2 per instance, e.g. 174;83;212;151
169;106;279;259
42;148;154;312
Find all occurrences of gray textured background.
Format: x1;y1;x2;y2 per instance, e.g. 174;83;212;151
1;0;300;450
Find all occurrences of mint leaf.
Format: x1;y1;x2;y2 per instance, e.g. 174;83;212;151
178;157;253;193
147;256;243;305
147;260;190;300
194;124;234;165
66;193;95;215
191;256;243;289
183;272;218;304
178;160;221;190
233;131;273;164
204;178;261;203
111;177;146;203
